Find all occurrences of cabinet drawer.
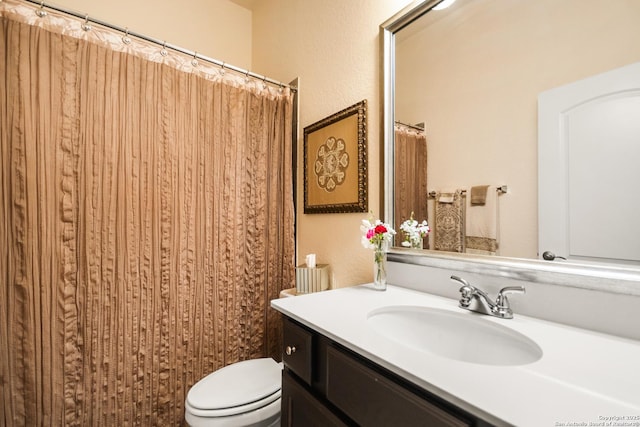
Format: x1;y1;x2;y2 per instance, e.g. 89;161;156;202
326;345;471;427
282;318;313;385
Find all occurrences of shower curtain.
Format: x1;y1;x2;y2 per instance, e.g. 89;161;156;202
0;2;294;425
394;123;428;248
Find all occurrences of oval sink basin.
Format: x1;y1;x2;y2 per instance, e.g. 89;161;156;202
367;306;542;366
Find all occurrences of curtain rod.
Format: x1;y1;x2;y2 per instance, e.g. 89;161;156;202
23;0;297;92
394;120;424;131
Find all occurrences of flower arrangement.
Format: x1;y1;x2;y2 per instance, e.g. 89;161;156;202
360;215;396;289
360;218;396;250
399;212;430;248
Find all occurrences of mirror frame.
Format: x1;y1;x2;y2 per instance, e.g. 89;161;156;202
380;0;640;296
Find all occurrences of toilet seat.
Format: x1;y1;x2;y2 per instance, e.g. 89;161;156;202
185;389;281;418
186;358;282;418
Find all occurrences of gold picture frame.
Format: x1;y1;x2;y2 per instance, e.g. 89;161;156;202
304;100;368;214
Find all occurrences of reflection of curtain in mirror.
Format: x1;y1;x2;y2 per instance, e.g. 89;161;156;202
394;123;428;247
0;3;294;425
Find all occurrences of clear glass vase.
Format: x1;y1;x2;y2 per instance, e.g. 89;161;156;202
373;247;387;291
410;236;423;249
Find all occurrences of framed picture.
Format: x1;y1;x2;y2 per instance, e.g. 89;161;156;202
303;100;368;214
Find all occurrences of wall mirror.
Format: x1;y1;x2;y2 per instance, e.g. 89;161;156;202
381;0;640;293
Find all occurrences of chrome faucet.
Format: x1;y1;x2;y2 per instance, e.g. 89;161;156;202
451;275;525;319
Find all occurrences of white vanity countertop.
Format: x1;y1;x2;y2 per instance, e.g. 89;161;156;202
271;284;640;427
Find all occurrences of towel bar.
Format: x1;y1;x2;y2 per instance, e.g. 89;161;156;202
428;190;466;198
428;185;507;199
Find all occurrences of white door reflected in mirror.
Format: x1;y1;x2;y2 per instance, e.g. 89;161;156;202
538;61;640;267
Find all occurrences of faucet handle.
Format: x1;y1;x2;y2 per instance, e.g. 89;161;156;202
451;275;474;307
450;275;471;287
497;286;525;299
494;286;525;318
458;286;474;307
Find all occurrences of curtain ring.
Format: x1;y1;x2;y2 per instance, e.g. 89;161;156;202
81;14;91;31
160;41;168;57
278;83;284;93
262;76;267;89
122;28;131;45
191;52;199;67
219;62;226;76
244;70;251;83
36;1;47;17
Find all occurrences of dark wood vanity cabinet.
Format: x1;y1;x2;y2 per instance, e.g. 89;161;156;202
281;316;492;427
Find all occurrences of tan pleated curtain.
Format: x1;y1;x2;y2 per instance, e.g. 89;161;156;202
0;2;294;425
393;123;428;248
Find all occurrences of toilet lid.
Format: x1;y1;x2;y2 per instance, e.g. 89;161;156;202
187;358;282;411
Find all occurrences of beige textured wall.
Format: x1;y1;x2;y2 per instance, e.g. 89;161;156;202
49;0;252;69
251;0;414;288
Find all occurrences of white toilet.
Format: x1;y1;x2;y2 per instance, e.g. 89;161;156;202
185;358;283;427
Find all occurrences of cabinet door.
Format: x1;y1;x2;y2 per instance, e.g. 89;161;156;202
281;371;348;427
283;317;314;385
326;346;471;427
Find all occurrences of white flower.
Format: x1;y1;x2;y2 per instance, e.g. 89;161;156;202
399;213;430;247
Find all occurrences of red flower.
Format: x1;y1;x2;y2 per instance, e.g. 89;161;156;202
374;225;387;235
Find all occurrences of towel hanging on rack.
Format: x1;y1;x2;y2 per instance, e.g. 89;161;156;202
470;185;490;205
434;190;465;253
465;185;499;255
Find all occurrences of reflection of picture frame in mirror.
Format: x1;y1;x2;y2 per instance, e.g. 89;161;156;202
303;100;367;214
